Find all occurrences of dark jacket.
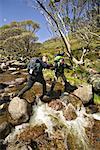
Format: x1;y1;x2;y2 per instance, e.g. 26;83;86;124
54;62;72;75
28;57;51;76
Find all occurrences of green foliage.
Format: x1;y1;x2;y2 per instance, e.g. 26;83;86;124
0;20;40;58
94;94;100;104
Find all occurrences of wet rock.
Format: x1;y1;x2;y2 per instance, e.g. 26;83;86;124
63;103;77;120
73;84;93;104
0;122;11;139
8;97;29;124
6;143;32;150
88;74;100;95
4;123;29;144
5;124;45;150
17;124;64;150
48;99;64;111
60;93;83;109
18;124;46;142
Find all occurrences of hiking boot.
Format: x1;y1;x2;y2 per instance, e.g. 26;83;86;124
46;91;51;96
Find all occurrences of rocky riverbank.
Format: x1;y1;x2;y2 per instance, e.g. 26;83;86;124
0;58;100;150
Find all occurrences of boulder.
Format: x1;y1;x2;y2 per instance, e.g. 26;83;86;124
8;97;29;124
73;84;93;104
5;124;45;150
88;74;100;94
63;103;77;120
48;99;64;111
4;123;29;144
6;143;32;150
60;93;83;109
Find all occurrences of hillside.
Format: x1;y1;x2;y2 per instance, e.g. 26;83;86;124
0;34;100;150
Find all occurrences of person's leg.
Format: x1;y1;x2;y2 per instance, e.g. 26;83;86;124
17;76;35;98
38;75;47;96
61;74;68;92
50;75;58;92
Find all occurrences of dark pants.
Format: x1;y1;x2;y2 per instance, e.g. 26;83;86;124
50;73;68;92
17;74;46;98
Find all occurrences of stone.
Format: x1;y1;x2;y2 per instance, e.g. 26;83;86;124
88;74;100;94
73;84;93;104
48;99;64;111
63;103;77;120
60;93;83;109
8;97;29;124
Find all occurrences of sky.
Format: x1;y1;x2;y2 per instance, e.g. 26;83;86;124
0;0;52;42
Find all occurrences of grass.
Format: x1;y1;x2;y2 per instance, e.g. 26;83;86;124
94;94;100;104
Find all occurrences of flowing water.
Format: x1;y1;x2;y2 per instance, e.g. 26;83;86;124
30;99;94;150
0;70;100;150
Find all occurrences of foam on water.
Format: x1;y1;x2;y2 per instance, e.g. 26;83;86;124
29;99;94;150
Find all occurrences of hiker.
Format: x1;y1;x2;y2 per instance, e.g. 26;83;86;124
17;55;52;99
49;53;72;93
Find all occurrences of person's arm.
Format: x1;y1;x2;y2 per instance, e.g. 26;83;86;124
64;64;73;70
60;52;65;56
42;61;53;69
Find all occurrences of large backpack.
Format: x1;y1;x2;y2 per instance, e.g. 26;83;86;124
54;55;63;62
54;55;65;74
27;57;41;75
54;55;64;68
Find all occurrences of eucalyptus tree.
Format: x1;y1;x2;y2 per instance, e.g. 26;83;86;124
0;20;40;58
31;0;99;65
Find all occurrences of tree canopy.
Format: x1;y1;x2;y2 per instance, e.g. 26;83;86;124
0;20;40;58
32;0;99;65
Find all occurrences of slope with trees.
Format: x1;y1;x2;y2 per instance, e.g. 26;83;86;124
32;0;99;66
0;20;40;59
